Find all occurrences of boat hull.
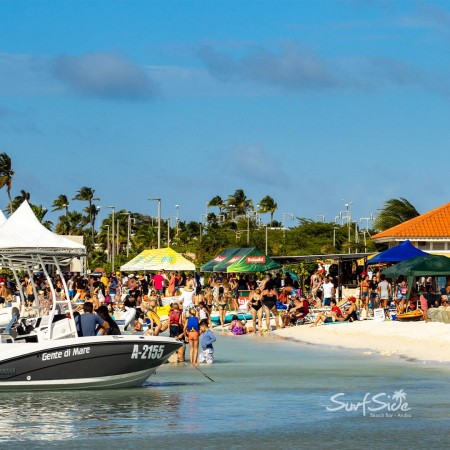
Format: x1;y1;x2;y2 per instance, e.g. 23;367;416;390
0;335;182;391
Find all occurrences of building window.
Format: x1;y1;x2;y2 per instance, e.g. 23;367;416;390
432;242;446;251
418;242;431;250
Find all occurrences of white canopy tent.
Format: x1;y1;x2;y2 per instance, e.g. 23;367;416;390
0;201;85;255
0;201;85;330
0;209;6;226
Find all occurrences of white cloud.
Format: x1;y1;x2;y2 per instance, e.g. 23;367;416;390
51;52;157;99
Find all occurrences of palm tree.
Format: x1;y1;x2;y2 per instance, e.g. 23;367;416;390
226;189;253;217
258;195;278;226
72;187;100;240
31;204;53;230
374;198;420;231
11;190;30;212
0;152;14;214
52;194;70;215
208;195;224;214
55;211;86;235
83;204;101;239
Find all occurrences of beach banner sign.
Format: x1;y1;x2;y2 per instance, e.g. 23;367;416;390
373;308;385;322
246;256;266;264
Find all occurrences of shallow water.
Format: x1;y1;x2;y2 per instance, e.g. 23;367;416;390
1;334;449;449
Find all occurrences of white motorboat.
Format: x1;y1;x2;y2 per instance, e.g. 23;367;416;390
0;202;182;391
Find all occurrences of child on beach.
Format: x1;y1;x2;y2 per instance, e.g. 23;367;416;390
198;319;216;364
184;307;200;363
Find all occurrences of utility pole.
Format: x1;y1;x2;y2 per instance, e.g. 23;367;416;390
149;198;161;248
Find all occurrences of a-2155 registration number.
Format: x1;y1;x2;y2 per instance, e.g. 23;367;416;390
131;344;165;360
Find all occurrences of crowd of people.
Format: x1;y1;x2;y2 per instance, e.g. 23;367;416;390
2;265;450;364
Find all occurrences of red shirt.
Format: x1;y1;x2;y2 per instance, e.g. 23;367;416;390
331;305;342;317
152;274;164;290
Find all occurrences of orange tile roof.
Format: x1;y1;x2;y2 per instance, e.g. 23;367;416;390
372;202;450;239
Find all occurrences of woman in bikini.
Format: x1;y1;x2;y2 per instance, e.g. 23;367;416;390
359;275;370;315
261;280;281;331
247;287;263;334
203;286;214;312
216;283;228;330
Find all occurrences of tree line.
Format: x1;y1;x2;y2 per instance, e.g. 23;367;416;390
0;152;421;270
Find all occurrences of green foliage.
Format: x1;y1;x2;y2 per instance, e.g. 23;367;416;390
374;198;420;232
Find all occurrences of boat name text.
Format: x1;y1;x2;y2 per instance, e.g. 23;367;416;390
41;347;91;361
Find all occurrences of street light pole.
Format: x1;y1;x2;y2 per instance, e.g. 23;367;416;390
106;225;110;262
149;198;161;249
98;206;115;271
283;213;294;239
116;218;120;255
229;204;235;221
247;213;250;245
333;227;339;248
166;218;171;247
265;224;268;254
175;204;179;236
345;202;353;254
120;212;132;258
111;207;115;272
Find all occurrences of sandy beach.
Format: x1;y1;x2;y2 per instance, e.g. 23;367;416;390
274;320;450;364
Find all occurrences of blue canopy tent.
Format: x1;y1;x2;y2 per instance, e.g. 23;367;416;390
367;240;427;265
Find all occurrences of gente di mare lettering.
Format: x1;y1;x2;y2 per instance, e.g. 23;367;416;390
41;347;90;361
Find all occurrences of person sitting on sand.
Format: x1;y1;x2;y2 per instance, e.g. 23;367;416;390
311;299;343;326
282;295;309;327
229;315;246;335
339;296;358;322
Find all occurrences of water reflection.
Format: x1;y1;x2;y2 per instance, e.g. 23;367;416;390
0;387;183;442
0;335;449;448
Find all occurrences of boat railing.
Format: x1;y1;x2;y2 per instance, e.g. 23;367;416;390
0;333;15;344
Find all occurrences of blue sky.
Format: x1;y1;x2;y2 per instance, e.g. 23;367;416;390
1;0;450;227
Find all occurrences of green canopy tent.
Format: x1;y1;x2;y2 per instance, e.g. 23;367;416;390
382;254;450;300
212;247;254;273
200;247;241;272
226;247;282;273
382;254;450;278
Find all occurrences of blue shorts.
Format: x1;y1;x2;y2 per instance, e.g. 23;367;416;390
323;298;331;306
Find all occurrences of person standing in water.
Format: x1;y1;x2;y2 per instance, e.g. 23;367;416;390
184;307;200;364
247;287;263;334
261;280;281;331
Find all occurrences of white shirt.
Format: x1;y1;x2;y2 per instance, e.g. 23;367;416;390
322;281;334;298
180;289;195;310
